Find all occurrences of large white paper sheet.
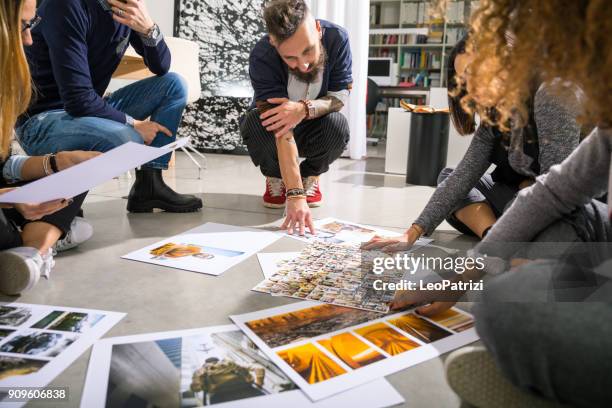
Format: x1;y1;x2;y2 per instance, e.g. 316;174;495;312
282;217;434;249
0;138;189;204
231;301;478;401
81;325;405;408
122;223;281;276
0;302;124;407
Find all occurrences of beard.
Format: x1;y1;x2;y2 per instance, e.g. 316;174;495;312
288;42;327;83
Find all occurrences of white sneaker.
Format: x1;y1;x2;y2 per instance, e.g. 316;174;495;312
0;247;43;295
40;248;55;280
445;346;560;408
53;217;93;253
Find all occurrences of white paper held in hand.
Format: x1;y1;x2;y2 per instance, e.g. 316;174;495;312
0;138;190;204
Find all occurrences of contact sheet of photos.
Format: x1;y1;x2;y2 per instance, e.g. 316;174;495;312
253;242;401;313
231;301;478;401
0;303;123;395
81;325;404;408
283;218;433;249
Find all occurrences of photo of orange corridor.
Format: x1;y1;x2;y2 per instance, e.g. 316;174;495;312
355;323;421;356
277;343;347;384
318;332;386;369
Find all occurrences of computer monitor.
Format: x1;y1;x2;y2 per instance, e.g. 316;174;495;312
368;57;397;86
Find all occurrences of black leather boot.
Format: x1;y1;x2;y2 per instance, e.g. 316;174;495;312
127;168;203;213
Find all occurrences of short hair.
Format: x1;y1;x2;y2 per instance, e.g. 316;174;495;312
263;0;309;44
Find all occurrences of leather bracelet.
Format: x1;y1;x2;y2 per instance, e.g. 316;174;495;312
286;188;306;198
49;154;59;173
299;100;310;120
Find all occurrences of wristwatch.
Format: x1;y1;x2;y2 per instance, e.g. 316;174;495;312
300;99;316;120
140;23;162;47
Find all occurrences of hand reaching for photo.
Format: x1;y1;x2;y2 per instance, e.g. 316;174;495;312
282;198;316;236
361;227;421;253
390;275;466;316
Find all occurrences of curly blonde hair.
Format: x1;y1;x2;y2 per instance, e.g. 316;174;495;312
437;0;611;130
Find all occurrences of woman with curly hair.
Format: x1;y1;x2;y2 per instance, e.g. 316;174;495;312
410;1;611;407
363;34;583;250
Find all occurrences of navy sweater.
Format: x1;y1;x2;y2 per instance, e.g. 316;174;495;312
249;19;353;108
22;0;170;125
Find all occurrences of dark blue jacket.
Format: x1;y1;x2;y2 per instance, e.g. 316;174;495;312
249;19;353;108
22;0;170;125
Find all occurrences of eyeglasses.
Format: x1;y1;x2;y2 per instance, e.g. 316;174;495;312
21;15;41;33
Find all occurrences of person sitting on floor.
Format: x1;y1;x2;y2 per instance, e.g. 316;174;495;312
0;0;98;296
240;0;352;235
382;0;611;406
362;35;582;252
15;0;202;213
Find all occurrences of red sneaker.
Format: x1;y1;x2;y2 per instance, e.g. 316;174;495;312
303;176;323;207
263;177;286;209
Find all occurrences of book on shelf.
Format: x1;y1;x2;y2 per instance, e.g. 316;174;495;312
380;2;401;26
369;34;428;46
417;2;430;24
427;18;445;43
446;1;465;23
370;4;379;26
400;50;442;70
401;2;419;25
445;27;468;46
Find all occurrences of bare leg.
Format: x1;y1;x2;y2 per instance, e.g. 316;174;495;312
21;222;62;254
455;203;497;239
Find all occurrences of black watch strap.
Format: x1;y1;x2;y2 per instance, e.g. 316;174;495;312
50;154;59;173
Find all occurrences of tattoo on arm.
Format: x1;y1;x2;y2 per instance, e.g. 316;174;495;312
310;95;344;119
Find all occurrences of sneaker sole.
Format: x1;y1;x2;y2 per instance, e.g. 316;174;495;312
445;347;562;408
127;200;203;213
0;253;39;296
307;200;323;208
263;202;286;209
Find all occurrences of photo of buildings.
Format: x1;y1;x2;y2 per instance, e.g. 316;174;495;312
105;329;295;407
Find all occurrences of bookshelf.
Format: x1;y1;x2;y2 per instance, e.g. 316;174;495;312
369;0;479;88
367;0;478;145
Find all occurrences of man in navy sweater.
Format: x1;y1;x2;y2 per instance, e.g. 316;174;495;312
16;0;202;213
240;0;352;236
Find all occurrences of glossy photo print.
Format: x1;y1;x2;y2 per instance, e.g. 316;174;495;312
81;325;404;408
232;301;478;401
122;223;280;276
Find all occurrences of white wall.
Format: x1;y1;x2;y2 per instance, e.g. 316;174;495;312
145;0;175;36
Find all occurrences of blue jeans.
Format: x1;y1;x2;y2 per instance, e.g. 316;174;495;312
16;73;188;170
